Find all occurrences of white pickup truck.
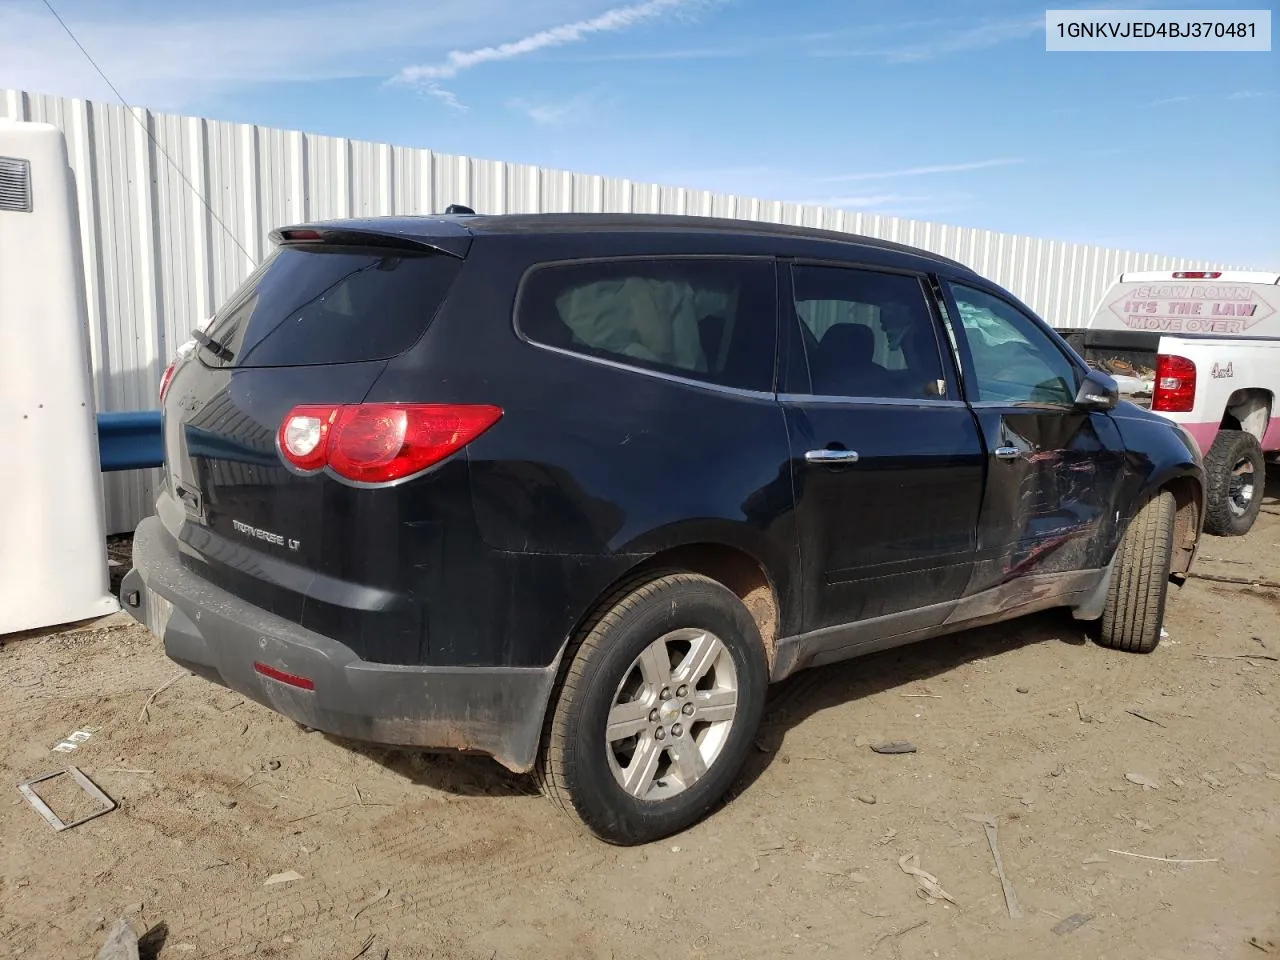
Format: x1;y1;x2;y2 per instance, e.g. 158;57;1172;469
1056;270;1280;536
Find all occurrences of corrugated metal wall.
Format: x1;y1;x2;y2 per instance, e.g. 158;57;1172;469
1;87;1230;534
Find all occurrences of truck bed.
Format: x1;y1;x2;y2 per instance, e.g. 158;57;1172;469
1058;327;1158;407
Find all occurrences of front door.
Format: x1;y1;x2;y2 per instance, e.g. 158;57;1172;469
780;262;987;636
939;279;1128;594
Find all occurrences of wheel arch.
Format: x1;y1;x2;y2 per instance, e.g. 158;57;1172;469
1126;461;1203;574
563;535;787;676
1160;473;1203;574
624;543;781;663
1221;388;1273;441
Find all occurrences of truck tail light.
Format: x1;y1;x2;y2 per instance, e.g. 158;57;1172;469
1151;355;1197;413
277;403;502;484
1172;271;1221;279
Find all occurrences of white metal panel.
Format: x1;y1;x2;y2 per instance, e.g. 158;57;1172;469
0;87;1238;534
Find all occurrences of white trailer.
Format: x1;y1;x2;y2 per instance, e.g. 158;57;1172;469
1057;270;1280;536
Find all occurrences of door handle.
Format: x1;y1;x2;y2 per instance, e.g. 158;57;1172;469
805;449;860;464
993;446;1021;461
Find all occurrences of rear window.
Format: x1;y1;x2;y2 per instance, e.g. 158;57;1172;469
197;245;461;368
516;257;777;391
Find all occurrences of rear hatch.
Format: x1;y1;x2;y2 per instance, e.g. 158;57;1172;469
160;227;471;661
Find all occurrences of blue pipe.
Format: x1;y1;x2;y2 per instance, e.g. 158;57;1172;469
97;411;163;471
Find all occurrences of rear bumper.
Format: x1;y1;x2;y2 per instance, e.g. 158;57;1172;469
121;516;557;772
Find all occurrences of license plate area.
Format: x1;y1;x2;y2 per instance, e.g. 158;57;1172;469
175;481;206;524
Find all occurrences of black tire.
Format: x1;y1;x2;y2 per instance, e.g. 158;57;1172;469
538;572;768;845
1097;491;1175;654
1203;429;1264;537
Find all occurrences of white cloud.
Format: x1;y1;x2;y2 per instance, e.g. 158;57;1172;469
423;84;468;113
396;0;703;84
1146;95;1192;107
798;194;938;208
567;18;967;62
823;158;1025;183
807;2;1167;63
801;193;977;218
1228;90;1274;100
571;44;752;61
0;0;598;109
664;164;777;180
507;92;603;125
887;17;1043;62
809;15;1042;62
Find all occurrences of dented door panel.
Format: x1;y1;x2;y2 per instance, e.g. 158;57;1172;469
934;277;1132;599
965;405;1127;595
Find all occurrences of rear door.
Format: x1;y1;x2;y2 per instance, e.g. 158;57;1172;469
939;279;1128;590
780;261;986;636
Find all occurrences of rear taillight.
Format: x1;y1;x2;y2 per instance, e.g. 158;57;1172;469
1172;271;1221;279
159;361;177;402
277;403;502;484
1151;355;1197;413
279;404;336;472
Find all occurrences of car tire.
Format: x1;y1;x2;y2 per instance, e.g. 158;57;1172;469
1097;490;1175;654
538;572;768;845
1203;429;1264;537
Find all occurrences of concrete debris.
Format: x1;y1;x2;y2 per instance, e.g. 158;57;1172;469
1051;913;1094;935
898;852;956;905
95;920;139;960
1124;772;1159;790
870;741;917;755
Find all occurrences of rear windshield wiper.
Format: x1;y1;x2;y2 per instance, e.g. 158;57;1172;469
192;328;235;363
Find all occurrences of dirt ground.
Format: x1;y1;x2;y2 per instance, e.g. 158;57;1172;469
3;473;1279;960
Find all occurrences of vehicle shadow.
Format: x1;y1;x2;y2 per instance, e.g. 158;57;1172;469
729;609;1084;798
335;607;1088;803
327;737;541;798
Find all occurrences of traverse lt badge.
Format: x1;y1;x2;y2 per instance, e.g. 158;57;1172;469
232;519;301;552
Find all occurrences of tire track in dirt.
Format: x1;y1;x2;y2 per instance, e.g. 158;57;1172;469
170;800;606;955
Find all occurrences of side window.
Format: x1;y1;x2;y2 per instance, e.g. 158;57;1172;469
946;283;1078;406
791;265;948;400
517;258;776;391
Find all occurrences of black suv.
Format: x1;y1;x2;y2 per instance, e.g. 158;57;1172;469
123;214;1205;844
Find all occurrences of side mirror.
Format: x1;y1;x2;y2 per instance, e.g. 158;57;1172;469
1074;369;1119;411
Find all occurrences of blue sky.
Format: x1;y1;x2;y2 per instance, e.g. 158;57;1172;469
2;0;1277;265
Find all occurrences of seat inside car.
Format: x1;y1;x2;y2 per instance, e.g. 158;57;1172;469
814;323;891;396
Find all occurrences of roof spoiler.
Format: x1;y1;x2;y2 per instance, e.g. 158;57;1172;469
268;220;471;258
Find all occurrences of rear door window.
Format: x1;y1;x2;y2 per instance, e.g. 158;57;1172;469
198;245;461;368
517;258;778;391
